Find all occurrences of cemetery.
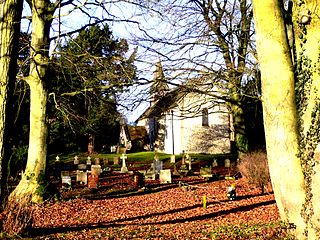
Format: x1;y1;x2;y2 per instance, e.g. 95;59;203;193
46;152;240;200
1;151;291;239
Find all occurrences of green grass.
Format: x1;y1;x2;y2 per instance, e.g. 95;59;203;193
49;151;237;167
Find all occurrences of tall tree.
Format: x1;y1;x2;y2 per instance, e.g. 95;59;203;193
49;24;136;154
9;0;54;203
0;0;23;204
252;0;320;238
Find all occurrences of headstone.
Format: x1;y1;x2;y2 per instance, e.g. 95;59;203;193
225;159;231;168
76;171;87;184
78;163;87;171
61;171;71;189
95;158;100;165
103;158;109;166
87;156;92;165
120;154;128;173
133;172;144;189
74;155;79;165
56;155;60;162
113;156;120;165
170;155;176;163
159;169;172;184
88;174;99;190
212;159;218;167
145;163;156;180
172;164;180;176
110;145;117;153
154;160;163;174
200;166;213;178
179;163;189;176
91;164;102;176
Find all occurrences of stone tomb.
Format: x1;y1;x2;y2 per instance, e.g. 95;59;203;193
159;169;172;184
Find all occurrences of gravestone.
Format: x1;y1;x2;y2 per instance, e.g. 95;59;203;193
200;166;213;178
154;160;163;174
212;159;218;167
103;158;109;166
225;159;231;168
76;171;87;184
113;156;120;165
95;158;100;165
170;155;176;163
87;156;92;165
74;155;79;165
120;154;128;173
145;163;156;180
91;164;102;176
61;171;71;189
172;164;180;176
78;163;87;171
88;174;99;190
110;145;117;153
159;169;172;184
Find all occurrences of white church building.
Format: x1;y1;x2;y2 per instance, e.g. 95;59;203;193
136;61;232;155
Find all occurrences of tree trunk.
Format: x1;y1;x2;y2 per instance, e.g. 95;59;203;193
9;0;53;204
252;0;320;238
0;0;23;205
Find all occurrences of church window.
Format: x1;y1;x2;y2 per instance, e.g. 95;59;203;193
202;108;209;126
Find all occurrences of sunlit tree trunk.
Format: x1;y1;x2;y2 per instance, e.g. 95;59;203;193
9;0;54;204
252;0;320;238
0;0;23;204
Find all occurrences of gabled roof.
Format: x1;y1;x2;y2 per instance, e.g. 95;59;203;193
137;86;186;121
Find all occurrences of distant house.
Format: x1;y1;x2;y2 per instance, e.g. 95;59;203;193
119;122;149;152
136;61;232;155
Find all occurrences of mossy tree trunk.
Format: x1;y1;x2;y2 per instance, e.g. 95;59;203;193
9;0;54;204
252;0;320;238
0;0;23;204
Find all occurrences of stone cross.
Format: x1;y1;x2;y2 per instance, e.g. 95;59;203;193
212;159;218;167
120;154;128;173
87;156;92;165
56;155;60;162
74;155;79;165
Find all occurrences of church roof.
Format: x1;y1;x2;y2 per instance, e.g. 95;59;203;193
137;86;186;121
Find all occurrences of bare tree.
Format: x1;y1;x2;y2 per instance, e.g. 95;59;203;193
118;0;257;152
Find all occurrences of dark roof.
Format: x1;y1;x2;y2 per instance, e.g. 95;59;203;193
137;87;186;121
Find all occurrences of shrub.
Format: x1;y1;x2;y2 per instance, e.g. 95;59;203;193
238;150;270;194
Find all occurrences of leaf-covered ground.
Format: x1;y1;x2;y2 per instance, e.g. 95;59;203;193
22;178;292;239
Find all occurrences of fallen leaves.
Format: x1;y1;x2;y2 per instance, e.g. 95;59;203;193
24;178;288;239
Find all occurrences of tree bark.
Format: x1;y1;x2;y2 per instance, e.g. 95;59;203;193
0;0;23;205
9;0;53;204
252;0;320;238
